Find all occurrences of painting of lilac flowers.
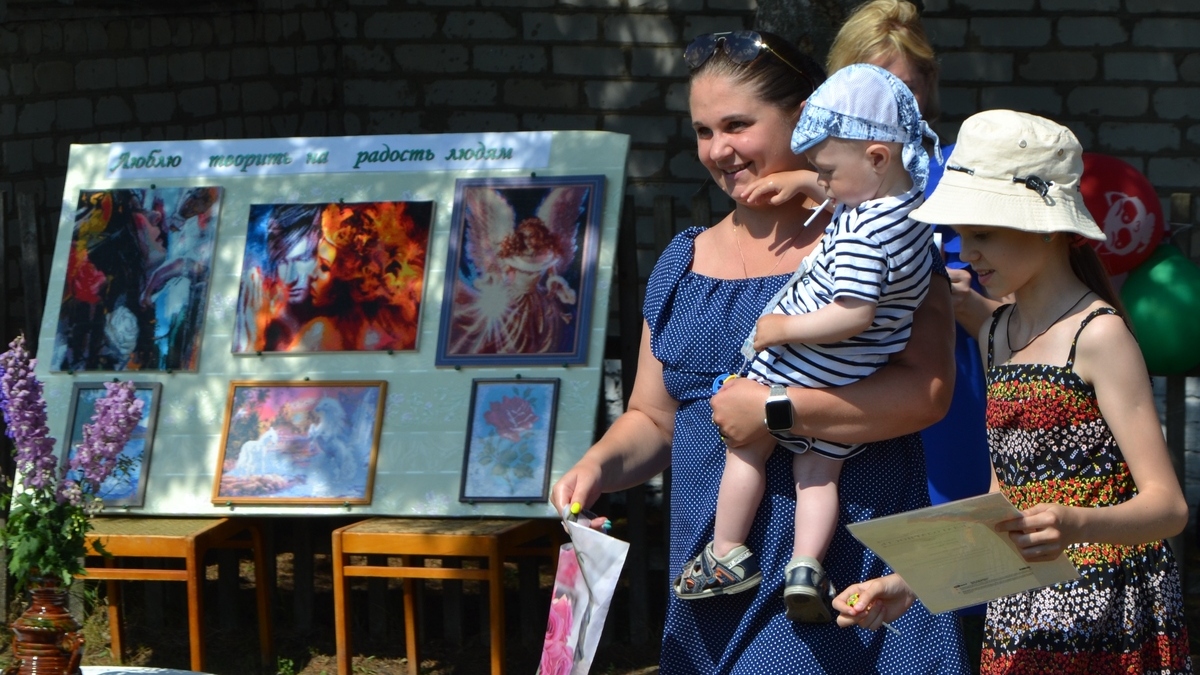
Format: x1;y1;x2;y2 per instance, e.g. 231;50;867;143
63;382;161;508
460;378;558;503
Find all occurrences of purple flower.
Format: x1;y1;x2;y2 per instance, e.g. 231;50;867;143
0;335;58;492
66;380;143;507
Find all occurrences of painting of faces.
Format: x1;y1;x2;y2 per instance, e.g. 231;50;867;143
233;201;433;353
53;187;223;372
436;176;605;367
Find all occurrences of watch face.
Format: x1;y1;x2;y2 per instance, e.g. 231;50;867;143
765;398;793;432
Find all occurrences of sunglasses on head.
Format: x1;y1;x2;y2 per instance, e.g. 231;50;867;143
684;31;814;87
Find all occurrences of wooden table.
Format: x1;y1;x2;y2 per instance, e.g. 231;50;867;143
82;517;273;673
331;517;562;675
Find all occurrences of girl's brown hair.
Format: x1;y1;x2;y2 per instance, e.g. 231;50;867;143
1069;240;1134;333
689;31;826;118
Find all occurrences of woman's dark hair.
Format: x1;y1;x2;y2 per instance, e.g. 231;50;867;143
266;204;322;270
689;31;826;116
1069;242;1134;333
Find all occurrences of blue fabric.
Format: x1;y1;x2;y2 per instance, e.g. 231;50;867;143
646;228;969;674
919;142;991;616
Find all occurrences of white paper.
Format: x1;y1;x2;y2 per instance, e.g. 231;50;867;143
846;491;1080;614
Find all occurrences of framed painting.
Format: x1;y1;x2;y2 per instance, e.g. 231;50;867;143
436;175;606;367
212;380;386;505
53;186;223;372
232;201;433;353
459;378;559;503
63;382;162;508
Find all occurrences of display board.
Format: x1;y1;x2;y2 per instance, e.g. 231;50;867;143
34;130;630;518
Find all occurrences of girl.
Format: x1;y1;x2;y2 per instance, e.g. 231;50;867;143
833;109;1191;673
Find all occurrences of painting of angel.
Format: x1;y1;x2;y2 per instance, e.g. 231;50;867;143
460;378;558;502
212;381;386;505
53;187;223;372
64;382;162;507
233;201;433;353
436;176;606;367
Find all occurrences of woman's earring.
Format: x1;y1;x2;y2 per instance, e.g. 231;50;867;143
1042;234;1053;242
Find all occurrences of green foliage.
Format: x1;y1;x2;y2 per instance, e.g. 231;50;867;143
1;490;99;589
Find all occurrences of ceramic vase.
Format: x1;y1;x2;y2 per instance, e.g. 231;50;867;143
3;579;84;675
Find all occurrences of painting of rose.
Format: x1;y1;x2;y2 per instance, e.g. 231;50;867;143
460;379;558;502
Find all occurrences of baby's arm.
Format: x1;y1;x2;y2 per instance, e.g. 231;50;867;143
740;169;824;207
753;297;876;352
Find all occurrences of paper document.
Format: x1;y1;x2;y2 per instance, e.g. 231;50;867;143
846;491;1080;614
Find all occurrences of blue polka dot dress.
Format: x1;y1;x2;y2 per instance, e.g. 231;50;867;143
646;228;969;674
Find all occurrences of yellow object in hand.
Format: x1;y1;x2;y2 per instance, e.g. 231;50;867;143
847;593;860;607
570;502;582;515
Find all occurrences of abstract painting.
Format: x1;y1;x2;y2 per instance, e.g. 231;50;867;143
233;201;433;353
459;378;558;503
53;187;223;372
212;381;386;505
437;176;605;367
64;382;162;508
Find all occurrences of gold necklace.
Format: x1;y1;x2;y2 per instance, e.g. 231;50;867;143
1007;290;1092;353
732;219;800;278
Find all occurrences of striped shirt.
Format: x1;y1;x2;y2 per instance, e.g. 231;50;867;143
747;185;932;458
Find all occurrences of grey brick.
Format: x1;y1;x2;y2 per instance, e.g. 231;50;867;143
134;92;176;123
604;15;677;44
95;96;132;125
1067;87;1148;116
1019;52;1097;82
0;29;17;55
1188;125;1200;149
560;0;621;6
106;22;128;50
1058;17;1127;47
76;59;117;90
410;0;473;6
1129;0;1198;12
445;111;519;132
343;79;418;106
669;149;710;181
426;80;497;106
394;44;470;72
220;83;240;112
169;52;205;83
264;14;284;42
129;18;149;50
522;113;601;130
1105;53;1177;82
1148;157;1200;189
56;98;92;130
1042;0;1119;9
0;70;7;97
302;12;335;41
632;47;688;78
665;82;689;112
524;13;599;41
365;110;424;133
585;80;659;109
150;18;171;48
179;87;218;117
86;22;110;50
683;17;747;39
554;46;626;76
1098;122;1180;152
924;19;967;49
171;18;193;47
271;48;297;75
334;12;358;39
474;45;547;73
33;137;53;165
234;14;256;43
206;52;231;80
604;114;676;144
213;16;234;45
1061;121;1092;149
980;87;1062;115
282;14;302;39
232;48;270;77
939;53;1013;83
1182;54;1200;83
242;82;280;113
4;141;33;173
299;111;329;135
709;0;754;9
1155;89;1200;120
148;55;167;85
488;0;558;7
504;79;579;107
363;13;438;39
344;45;393;72
445;11;518;39
0;104;13;135
41;23;62;52
955;0;1034;8
34;61;72;93
10;63;32;96
297;46;321;74
117;57;147;87
1133;20;1200;49
191;19;214;47
970;18;1050;48
629;0;701;9
271;114;300;137
63;22;87;53
19;24;41;54
626;149;665;178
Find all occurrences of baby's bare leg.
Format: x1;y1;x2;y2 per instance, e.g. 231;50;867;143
792;452;843;562
713;435;776;558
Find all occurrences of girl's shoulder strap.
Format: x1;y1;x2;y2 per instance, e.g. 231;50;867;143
1065;307;1121;370
985;304;1013;370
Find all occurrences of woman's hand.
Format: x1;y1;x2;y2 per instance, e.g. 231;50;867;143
994;502;1079;562
833;574;916;630
739;169;820;207
550;456;604;516
710;377;771;449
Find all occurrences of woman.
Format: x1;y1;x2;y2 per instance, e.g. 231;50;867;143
551;29;968;673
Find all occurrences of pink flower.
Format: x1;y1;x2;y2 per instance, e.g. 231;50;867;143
483;395;538;442
554;547;580;590
539;595;574;675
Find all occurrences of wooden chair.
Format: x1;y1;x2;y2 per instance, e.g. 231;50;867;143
82;517;274;673
331;517;562;675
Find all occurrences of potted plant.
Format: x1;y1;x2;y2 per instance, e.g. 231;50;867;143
0;335;144;675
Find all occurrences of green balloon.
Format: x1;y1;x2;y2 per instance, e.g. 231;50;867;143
1119;244;1200;375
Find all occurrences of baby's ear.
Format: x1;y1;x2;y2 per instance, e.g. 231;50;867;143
866;143;892;172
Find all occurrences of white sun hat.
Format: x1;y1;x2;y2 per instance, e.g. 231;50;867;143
909;109;1105;241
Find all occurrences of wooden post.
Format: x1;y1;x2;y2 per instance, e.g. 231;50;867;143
367;556;388;641
16;193;42;349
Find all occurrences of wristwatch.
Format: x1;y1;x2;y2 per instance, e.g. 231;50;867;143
764;384;794;433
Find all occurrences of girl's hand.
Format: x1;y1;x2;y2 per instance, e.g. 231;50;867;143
833;574;915;630
995;503;1079;562
752;314;790;351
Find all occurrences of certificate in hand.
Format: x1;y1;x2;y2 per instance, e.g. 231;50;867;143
846;491;1080;614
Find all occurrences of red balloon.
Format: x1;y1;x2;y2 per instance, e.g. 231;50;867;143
1080;153;1167;276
